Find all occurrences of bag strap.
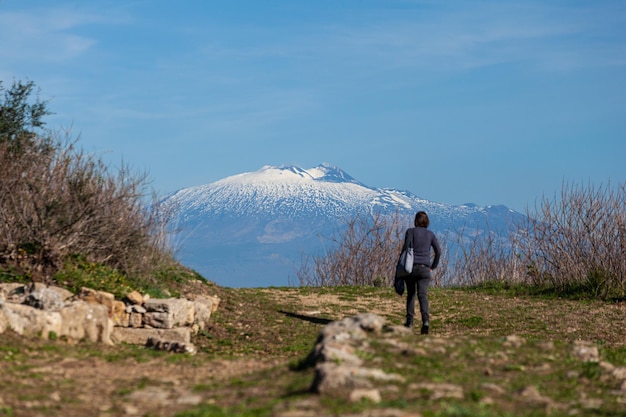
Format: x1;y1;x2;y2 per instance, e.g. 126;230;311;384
406;228;414;249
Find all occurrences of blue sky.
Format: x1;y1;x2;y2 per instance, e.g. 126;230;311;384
2;0;624;212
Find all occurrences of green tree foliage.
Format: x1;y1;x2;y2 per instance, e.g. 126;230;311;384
0;79;52;152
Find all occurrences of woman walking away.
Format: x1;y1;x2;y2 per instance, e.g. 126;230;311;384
402;211;441;334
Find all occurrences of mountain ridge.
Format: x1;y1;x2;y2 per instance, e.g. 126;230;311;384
163;164;523;287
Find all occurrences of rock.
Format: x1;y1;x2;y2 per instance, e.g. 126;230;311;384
129;312;143;328
572;341;600;363
192;298;215;331
126;290;144;305
143;298;195;329
307;313;407;399
312;363;373;394
77;287;115;315
111;326;191;345
111;300;129;327
612;367;626;380
314;341;363;366
0;283;29;303
383;325;413;336
0;302;62;339
312;363;404;395
517;385;552;404
481;383;506;395
46;285;74;302
503;335;525;348
349;388;381;403
59;301;113;344
0;282;219;350
126;305;147;314
198;295;220;313
319;313;385;342
0;283;24;297
145;337;196;354
0;307;7;334
23;287;66;311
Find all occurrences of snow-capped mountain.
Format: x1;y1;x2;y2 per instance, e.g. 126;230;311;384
163;164;524;287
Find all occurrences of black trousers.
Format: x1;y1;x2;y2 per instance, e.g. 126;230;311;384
405;265;431;326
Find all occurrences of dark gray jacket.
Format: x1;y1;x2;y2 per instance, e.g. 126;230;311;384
403;227;441;269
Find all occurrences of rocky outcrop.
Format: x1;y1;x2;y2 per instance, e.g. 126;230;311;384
0;282;220;353
307;313;407;401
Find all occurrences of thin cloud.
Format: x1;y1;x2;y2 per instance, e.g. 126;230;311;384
0;5;130;63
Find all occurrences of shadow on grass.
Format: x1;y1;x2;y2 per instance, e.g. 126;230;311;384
278;310;334;326
278;310;335;372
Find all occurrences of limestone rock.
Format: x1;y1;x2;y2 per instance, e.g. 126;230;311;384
111;300;129;327
0;302;62;339
0;306;7;334
192;298;214;331
111;326;191;345
503;335;525;348
146;337;196;354
77;287;115;315
0;283;29;303
59;301;113;344
45;285;74;302
143;298;195;329
313;341;363;366
0;282;219;350
126;290;144;305
312;363;404;395
349;388;381;403
24;287;66;311
129;312;143;328
572;341;600;363
197;295;220;313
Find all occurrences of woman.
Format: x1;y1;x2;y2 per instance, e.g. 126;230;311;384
402;211;441;334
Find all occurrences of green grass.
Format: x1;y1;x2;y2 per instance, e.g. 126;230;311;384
1;280;625;416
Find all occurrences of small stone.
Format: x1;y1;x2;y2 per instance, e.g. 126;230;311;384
572;341;600;363
349;388;381;403
126;291;144;305
612;367;626;380
123;404;140;415
503;335;525;348
481;383;505;395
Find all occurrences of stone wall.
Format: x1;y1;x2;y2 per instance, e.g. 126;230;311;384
0;282;220;354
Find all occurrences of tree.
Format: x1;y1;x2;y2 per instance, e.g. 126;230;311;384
0;79;52;152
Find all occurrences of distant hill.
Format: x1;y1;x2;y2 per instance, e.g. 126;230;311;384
162;164;525;287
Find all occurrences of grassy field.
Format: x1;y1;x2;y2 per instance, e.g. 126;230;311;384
1;283;625;416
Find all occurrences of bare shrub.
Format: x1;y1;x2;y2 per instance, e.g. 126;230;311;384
297;211;405;287
446;180;625;299
0;132;174;283
444;222;526;287
521;181;625;298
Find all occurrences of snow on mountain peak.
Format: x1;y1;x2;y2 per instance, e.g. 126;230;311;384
162;164;525;287
165;163;491;227
166;164;383;220
305;163;362;185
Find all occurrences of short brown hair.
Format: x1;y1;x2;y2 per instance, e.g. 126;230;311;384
414;211;430;228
